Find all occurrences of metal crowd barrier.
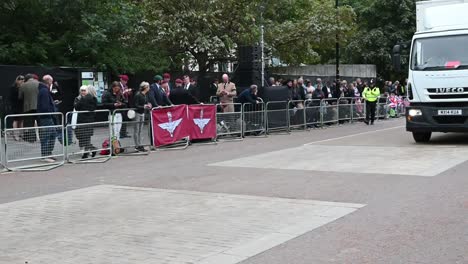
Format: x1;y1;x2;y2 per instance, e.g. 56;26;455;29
304;99;322;128
266;101;290;134
3;112;65;171
337;97;354;123
351;97;366;121
321;99;339;125
112;108;151;155
0;120;6;172
242;102;266;137
65;110;112;163
376;96;389;120
288;100;306;130
216;103;243;141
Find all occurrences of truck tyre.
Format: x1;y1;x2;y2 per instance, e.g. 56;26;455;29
412;132;431;143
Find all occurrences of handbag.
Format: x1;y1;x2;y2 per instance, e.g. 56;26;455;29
71;109;78;129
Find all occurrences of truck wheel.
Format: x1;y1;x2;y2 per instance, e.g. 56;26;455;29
412;132;431;143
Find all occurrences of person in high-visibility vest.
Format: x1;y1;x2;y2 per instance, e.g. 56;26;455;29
362;79;380;125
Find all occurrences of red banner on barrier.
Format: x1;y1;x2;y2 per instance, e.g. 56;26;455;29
151;105;189;147
188;104;217;140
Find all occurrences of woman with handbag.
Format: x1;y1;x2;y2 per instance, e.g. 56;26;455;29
74;85;98;159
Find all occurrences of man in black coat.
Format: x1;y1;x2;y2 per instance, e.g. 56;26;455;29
37;82;57;161
151;78;172;106
183;75;199;101
169;79;200;105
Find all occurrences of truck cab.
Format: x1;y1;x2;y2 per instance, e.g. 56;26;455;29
393;0;468;143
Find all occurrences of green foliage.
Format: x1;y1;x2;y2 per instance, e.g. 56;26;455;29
0;0;169;73
0;0;415;76
343;0;416;79
263;0;356;65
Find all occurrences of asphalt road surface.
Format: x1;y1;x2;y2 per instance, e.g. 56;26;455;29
1;118;467;264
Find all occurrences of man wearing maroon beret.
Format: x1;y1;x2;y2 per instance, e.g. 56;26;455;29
163;73;174;91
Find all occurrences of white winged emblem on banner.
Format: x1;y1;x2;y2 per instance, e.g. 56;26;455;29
158;111;182;137
193;109;211;134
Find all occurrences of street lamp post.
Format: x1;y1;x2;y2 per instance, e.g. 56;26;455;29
261;25;265;89
260;5;265;89
335;0;340;83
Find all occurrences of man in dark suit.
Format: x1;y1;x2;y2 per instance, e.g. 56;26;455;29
170;79;200;105
150;76;172;107
183;75;199;101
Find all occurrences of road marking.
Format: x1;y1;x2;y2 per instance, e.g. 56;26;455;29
211;144;468;176
303;125;405;146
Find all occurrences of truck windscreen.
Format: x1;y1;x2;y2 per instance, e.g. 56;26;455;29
411;34;468;71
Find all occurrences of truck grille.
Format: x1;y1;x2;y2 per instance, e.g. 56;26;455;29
427;88;468;99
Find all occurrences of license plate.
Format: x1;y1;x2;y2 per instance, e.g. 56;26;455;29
438;110;462;115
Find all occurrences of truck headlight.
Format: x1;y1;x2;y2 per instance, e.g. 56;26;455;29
408;109;422;116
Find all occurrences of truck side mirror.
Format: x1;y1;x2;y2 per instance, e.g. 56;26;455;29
392;45;401;72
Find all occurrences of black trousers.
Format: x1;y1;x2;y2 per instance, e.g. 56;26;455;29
366;101;377;122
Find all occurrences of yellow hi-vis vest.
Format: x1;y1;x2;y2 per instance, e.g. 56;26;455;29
363;87;380;102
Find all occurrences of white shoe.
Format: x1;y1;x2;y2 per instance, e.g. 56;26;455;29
42;158;56;163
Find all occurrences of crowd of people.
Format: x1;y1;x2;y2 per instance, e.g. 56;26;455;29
5;71;407;162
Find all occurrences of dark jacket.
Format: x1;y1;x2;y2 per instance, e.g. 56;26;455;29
183;83;199;100
49;83;63;102
101;90;126;111
74;94;97;124
311;89;325;106
169;87;200;105
150;83;172;106
37;83;56;114
9;85;23;114
322;85;331;99
19;79;39;113
134;92;149;114
237;88;258;104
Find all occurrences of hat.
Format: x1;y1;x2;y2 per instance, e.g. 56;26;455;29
175;79;183;84
163;73;171;79
154;75;163;81
119;75;129;81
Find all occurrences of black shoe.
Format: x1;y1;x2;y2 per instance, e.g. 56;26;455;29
81;152;89;159
90;146;97;157
364;120;369;125
136;146;147;152
370;121;374;125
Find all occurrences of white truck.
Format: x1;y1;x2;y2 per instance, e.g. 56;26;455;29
393;0;468;142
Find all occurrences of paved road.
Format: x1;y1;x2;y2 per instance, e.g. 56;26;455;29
1;118;467;264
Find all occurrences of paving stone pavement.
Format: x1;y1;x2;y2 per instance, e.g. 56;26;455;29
0;185;364;264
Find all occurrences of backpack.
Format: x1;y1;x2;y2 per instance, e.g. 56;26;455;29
100;139;111;155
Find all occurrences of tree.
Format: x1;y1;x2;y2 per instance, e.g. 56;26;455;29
144;0;356;70
144;0;258;75
0;0;168;73
343;0;416;79
262;0;356;65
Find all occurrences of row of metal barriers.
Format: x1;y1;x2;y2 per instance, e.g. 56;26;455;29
0;96;405;172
